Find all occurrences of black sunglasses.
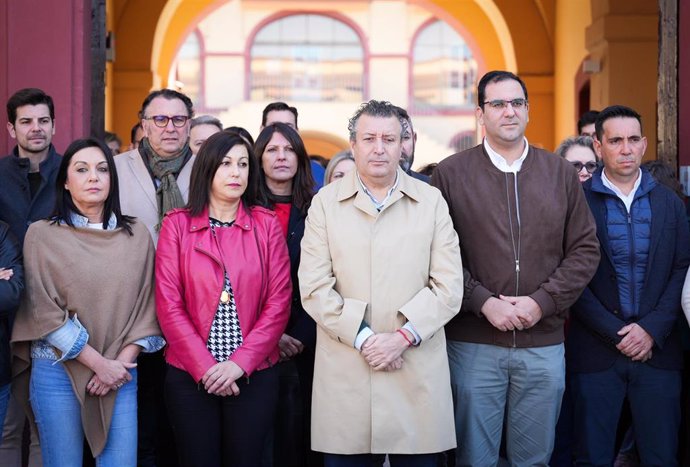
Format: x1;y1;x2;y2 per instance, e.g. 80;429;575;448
571;161;598;174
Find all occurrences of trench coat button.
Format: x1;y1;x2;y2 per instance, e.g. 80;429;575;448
613;309;619;314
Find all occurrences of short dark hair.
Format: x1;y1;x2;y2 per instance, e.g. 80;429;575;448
642;160;683;199
477;71;528;108
225;126;255;146
261;102;298;129
7;88;55;124
595;105;642;141
139;89;194;119
577;110;599;134
254;122;314;212
130;122;143;145
393;105;413;133
418;162;438;177
348;100;405;142
186;131;258;216
104;131;121;146
53;138;134;234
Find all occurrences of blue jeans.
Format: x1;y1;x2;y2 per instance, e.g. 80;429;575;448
30;358;138;467
0;383;9;445
571;356;681;467
448;341;565;467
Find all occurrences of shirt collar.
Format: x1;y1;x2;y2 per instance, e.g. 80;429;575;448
483;137;529;173
601;168;642;213
69;212;118;230
356;171;399;211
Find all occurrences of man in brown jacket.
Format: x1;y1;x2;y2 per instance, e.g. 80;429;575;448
432;70;600;467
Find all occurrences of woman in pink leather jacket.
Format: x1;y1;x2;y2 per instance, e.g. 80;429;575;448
155;130;291;467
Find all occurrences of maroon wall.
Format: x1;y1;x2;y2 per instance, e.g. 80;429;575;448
0;0;91;155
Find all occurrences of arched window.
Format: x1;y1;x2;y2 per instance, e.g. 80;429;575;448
412;20;477;112
173;30;202;107
450;130;476;153
250;14;364;102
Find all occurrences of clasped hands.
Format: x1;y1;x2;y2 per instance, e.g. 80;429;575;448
87;358;136;397
200;360;245;397
617;323;653;362
0;268;13;281
481;295;543;332
360;330;413;372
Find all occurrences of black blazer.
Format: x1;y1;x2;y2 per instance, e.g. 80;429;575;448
285;205;316;349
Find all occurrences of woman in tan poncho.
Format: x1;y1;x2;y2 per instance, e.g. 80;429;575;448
11;138;163;467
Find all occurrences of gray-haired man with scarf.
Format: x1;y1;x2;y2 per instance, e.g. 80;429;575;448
114;88;196;467
115;88;195;244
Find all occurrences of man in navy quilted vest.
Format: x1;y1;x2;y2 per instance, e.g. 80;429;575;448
567;104;690;466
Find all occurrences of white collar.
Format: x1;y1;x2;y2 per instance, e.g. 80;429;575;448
601;168;642;213
483;137;529;173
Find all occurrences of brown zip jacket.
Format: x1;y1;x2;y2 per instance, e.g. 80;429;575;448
432;144;600;347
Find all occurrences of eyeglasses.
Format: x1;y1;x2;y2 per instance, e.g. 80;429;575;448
483;98;528;110
571;161;598;174
144;115;189;128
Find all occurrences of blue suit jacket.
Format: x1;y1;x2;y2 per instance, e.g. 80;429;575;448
566;169;690;372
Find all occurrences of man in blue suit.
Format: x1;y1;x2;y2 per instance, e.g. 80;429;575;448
567;105;690;466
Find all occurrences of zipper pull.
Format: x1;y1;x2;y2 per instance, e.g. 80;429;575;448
515;259;520;272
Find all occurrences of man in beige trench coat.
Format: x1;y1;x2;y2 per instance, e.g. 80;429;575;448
299;100;464;466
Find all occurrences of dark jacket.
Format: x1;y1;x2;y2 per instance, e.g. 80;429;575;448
432;143;600;347
285;205;316;349
567;169;690;372
155;204;291;382
0;222;23;385
0;145;61;244
408;169;430;183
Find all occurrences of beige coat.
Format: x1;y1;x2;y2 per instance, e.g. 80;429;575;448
299;169;463;454
114;148;195;244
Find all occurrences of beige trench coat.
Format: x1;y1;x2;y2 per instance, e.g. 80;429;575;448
299;169;463;454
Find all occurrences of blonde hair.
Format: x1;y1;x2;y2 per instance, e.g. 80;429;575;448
324;150;355;184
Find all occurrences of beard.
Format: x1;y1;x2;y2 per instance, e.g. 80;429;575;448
399;155;412;172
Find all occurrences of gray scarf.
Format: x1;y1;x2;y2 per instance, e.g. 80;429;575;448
140;138;191;230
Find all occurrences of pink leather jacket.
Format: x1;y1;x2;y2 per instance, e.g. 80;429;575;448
155;204;291;382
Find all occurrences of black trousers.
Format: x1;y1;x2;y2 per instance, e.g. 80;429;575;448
137;350;178;467
165;364;279;467
273;348;323;467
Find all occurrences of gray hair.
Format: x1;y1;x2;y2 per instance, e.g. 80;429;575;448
347;100;405;142
190;115;223;131
555;135;595;159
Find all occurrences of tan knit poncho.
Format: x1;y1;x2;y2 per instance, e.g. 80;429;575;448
11;219;160;456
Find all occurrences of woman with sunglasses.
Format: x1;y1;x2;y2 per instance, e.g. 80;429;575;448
550;136;598;467
556;136;598;183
